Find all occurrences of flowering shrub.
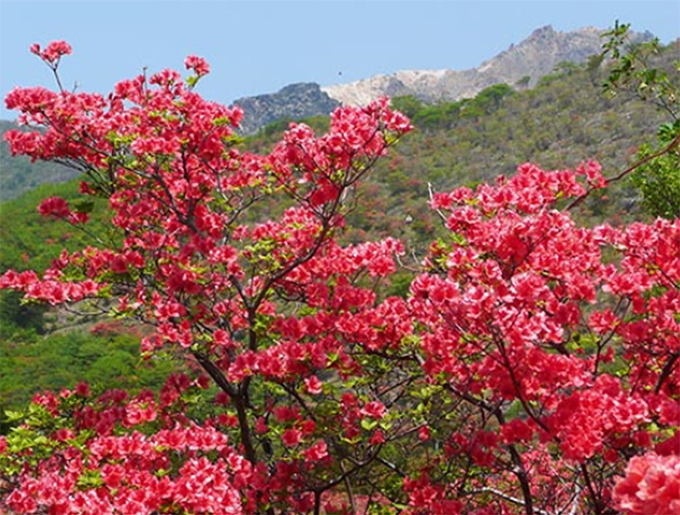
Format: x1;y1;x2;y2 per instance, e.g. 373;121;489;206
0;42;678;514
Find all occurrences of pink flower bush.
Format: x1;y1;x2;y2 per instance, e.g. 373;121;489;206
1;40;678;515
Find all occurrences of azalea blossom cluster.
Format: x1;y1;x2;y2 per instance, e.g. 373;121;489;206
0;42;678;515
29;40;72;66
613;452;680;514
2;379;249;515
405;162;680;514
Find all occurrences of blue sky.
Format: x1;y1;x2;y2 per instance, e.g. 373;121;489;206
1;1;678;120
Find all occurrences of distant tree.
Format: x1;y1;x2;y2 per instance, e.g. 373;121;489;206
469;83;515;114
553;60;580;76
391;95;425;119
515;75;531;89
586;54;605;85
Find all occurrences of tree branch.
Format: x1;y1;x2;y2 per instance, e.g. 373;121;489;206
566;129;680;211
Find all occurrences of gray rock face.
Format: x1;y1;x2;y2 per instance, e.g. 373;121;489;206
232;83;340;135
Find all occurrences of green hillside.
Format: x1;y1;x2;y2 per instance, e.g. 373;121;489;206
0;121;79;202
246;42;677;238
0;39;677;415
0;181;184;417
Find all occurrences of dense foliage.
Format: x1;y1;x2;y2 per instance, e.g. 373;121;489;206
0;38;678;515
1;323;181;424
600;22;680;220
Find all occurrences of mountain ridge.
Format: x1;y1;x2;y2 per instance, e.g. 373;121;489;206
320;25;654;106
232;25;653;133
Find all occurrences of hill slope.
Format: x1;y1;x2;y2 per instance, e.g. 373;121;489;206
0;121;78;202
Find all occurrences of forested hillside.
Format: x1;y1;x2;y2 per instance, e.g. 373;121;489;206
1;39;676;412
248;41;678;245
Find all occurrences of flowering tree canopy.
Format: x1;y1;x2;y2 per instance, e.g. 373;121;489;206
0;42;678;515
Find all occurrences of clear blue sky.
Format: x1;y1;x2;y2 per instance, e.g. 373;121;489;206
1;1;678;120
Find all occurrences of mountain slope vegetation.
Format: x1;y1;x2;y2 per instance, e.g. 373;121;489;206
0;39;677;415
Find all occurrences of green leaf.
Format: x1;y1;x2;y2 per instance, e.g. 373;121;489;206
73;199;95;214
76;469;104;489
361;418;378;431
4;410;24;422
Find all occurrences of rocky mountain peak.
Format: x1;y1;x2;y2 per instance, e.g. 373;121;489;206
322;25;617;107
232;83;340;135
529;24;557;38
230;25;655;134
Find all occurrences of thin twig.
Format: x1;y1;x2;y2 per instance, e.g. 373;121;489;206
428;182;448;223
566;130;680;211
